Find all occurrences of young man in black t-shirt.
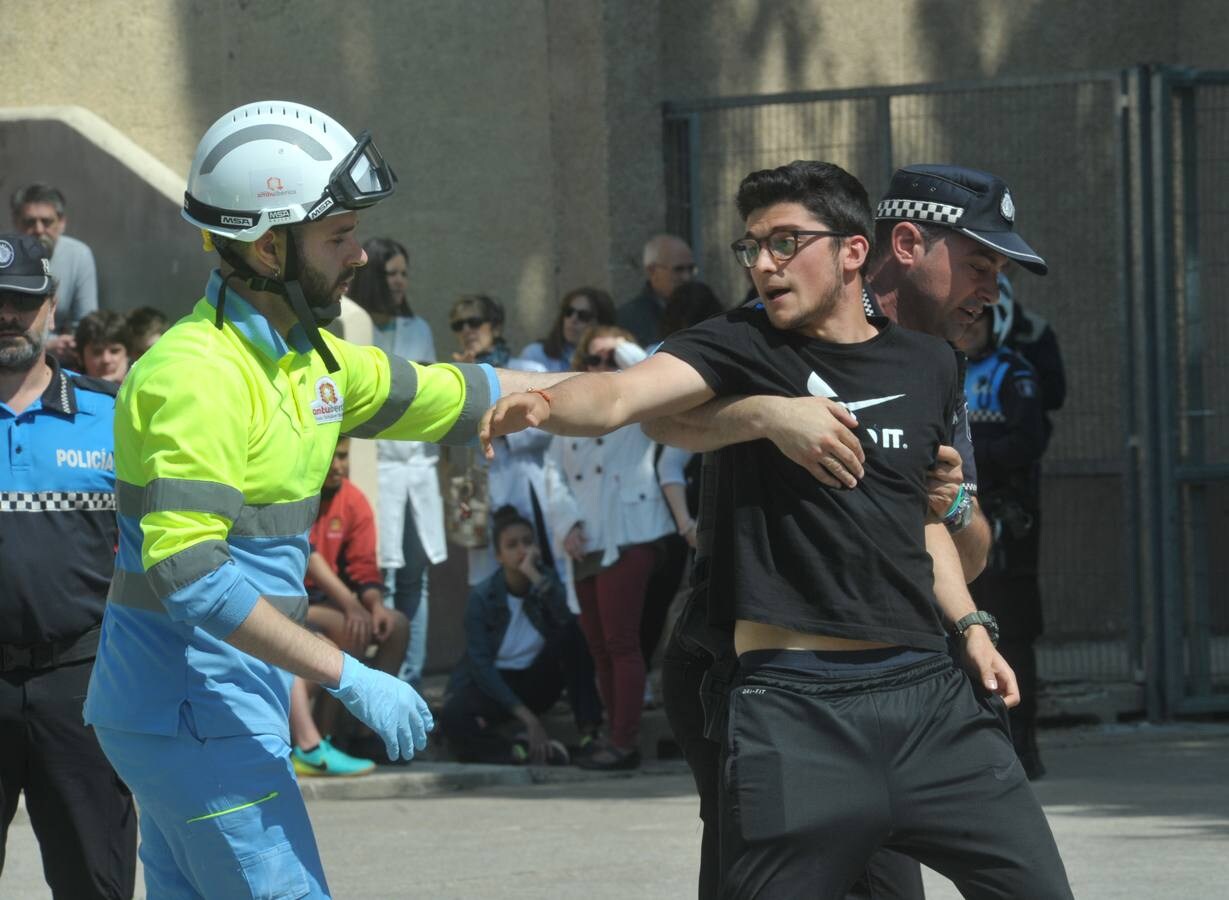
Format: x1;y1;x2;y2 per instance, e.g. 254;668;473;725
644;163;1050;899
481;161;1070;899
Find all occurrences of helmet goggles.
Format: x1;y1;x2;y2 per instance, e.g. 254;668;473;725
303;130;397;221
184;129;396;234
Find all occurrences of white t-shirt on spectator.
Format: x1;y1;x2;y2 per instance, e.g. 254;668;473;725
495;590;545;671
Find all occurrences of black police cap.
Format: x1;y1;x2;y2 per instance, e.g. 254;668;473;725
876;165;1047;275
0;233;55;295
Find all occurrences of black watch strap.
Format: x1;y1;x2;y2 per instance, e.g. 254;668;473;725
954;610;999;646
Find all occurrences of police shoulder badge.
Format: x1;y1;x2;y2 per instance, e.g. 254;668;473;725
311;376;344;424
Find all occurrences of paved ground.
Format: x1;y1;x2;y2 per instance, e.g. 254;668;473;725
3;723;1227;898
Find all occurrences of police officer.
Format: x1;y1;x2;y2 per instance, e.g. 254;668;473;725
958;305;1049;779
0;233;137;899
993;272;1065;445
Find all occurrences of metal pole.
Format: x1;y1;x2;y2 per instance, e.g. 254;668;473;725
1134;65;1167;722
1118;67;1146;693
1150;68;1185;718
1177;81;1211;700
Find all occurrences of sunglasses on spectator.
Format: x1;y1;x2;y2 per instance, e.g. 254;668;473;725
583;351;617;369
0;291;50;311
562;306;594;323
653;263;697;275
450;316;489;332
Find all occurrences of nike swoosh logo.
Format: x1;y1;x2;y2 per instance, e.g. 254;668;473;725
805;371;905;413
843;394;905;412
806;371;837;398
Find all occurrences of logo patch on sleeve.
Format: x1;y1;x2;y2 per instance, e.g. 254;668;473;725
311;376;344;424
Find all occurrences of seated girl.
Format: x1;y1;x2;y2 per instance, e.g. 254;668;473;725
441;506;599;764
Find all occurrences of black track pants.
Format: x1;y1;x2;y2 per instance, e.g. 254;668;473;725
661;625;925;900
718;655;1072;900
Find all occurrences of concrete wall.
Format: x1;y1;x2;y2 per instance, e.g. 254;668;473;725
0;111;214;320
10;0;1227;342
0;0;628;350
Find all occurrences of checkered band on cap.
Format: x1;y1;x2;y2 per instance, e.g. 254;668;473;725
876;199;964;224
0;491;116;512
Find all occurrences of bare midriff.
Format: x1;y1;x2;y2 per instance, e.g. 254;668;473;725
734;619;898;656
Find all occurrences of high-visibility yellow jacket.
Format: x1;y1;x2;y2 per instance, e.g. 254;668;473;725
85;273;498;740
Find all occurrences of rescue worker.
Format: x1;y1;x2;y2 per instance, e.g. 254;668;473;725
82;101;570;898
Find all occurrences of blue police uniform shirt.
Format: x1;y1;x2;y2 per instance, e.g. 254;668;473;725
0;355;118;644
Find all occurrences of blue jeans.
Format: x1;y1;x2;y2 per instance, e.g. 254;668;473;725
385;496;431;688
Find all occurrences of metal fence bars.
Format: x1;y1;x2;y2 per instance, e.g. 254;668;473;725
663;65;1229;719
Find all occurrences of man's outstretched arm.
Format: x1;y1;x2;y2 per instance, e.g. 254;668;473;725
481;352;714;452
642;394;866;489
494;368;576;394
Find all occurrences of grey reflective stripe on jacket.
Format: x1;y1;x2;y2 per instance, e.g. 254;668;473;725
106;569;308;625
145;540;232;598
118;478;320;537
344;351;419;438
439;363;494;446
117;478;244;521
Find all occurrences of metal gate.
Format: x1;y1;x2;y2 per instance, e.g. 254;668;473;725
663;66;1229;719
1136;66;1229;717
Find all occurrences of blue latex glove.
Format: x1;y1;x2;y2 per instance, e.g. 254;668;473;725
325;653;434;760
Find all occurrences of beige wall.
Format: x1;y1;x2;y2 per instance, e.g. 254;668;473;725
9;0;1228;341
659;0;1220;99
2;0;628;350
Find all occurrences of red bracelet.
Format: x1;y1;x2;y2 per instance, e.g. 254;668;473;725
528;388;552;406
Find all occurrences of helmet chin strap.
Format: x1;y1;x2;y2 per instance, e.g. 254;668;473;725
212;229;341;373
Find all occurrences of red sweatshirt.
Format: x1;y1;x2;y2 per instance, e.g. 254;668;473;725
306;479;383;594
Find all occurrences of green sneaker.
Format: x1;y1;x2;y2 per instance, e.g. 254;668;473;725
291;737;376;777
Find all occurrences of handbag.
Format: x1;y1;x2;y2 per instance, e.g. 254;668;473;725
444;448;490;548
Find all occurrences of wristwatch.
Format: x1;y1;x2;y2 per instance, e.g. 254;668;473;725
954;610;1000;646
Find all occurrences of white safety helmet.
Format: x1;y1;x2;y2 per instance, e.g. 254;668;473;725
182;100;395;242
184;100;396;373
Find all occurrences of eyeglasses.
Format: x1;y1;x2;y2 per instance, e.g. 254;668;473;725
563;307;594;323
450;316;489;332
583;351;616;369
730;230;850;268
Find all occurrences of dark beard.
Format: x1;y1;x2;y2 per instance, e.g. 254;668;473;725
297;260;350;325
0;322;47;371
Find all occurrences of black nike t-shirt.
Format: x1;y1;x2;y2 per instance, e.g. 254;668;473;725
660;305;961;651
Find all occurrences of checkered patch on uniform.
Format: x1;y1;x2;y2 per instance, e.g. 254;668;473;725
0;491;116;512
875;199;964;224
967;409;1007;424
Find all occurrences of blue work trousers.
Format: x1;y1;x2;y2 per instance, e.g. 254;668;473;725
96;704;329;899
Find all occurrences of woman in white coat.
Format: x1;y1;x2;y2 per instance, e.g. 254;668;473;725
546;326;679;770
350;237;445;687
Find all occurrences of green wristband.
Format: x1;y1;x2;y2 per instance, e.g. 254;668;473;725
942;485;966;522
